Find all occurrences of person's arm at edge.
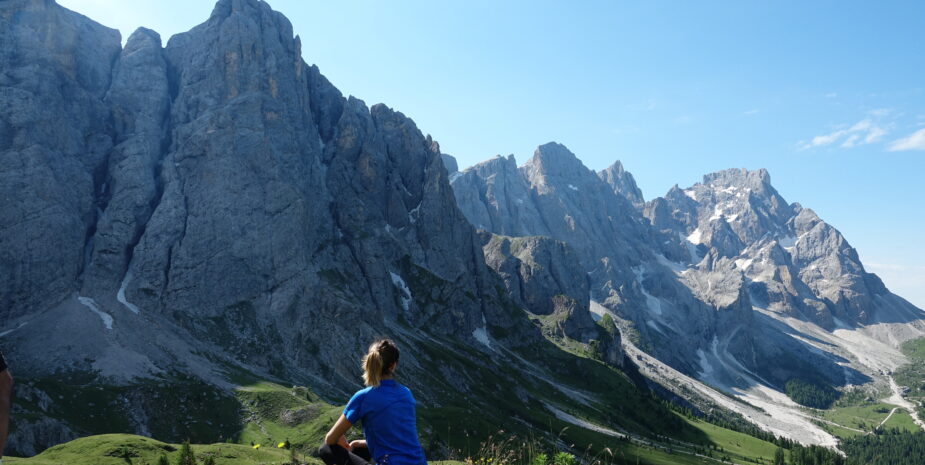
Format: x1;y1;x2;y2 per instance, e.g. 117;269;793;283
324;414;353;448
0;369;12;461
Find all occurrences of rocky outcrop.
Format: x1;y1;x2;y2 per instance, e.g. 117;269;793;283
599;160;644;209
480;233;622;366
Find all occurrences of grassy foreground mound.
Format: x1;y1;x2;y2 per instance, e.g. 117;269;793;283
4;434;301;465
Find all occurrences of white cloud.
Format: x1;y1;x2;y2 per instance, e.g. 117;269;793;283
799;118;889;150
841;133;861;148
887;128;925;151
869;108;892;117
864;126;887;144
743;109;760;116
825;92;838;98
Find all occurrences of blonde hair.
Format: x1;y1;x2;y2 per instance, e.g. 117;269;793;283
362;339;400;387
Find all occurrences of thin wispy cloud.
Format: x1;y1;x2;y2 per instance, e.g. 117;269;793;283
869;108;892;117
798;118;889;150
825;92;838;98
887;128;925;151
743;109;759;116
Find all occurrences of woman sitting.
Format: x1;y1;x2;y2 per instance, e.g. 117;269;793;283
320;339;427;465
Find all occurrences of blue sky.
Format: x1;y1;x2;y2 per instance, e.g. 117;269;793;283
59;0;925;308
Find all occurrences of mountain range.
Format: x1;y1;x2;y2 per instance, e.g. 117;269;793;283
2;0;924;459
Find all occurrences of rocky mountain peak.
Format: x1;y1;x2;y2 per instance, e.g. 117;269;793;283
701;167;770;188
471;154;518;173
524;142;585;176
210;0;272;19
124;27;161;49
599;160;644;208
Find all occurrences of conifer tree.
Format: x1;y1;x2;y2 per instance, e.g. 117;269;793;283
774;446;786;465
176;441;198;465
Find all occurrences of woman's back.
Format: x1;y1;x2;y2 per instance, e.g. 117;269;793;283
344;379;425;465
321;339;427;465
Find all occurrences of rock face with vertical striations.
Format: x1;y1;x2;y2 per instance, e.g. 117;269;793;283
0;0;543;453
0;0;122;320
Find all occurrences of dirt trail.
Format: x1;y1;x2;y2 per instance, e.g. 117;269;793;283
884;376;925;430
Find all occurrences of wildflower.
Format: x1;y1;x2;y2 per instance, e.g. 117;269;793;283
278;442;286;448
253;444;261;449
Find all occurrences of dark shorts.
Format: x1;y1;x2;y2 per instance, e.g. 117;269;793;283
0;350;7;372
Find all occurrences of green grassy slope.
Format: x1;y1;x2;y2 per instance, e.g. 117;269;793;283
895;336;925;416
4;434;305;465
8;371;787;465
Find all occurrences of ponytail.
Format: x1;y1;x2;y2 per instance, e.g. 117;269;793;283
362;339;400;387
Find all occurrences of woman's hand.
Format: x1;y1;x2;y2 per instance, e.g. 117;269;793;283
338;435;352;451
349;439;367;449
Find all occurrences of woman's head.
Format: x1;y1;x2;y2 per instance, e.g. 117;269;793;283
362;339;400;387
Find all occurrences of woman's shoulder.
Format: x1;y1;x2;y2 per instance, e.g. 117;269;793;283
350;385;375;401
397;383;415;399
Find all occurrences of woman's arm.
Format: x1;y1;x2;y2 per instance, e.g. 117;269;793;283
324;414;354;447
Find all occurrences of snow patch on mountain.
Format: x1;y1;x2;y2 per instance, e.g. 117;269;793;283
78;296;113;330
117;271;141;314
687;228;703;244
473;314;492;348
389;272;413;311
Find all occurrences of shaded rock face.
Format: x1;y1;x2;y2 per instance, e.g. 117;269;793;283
480;233;622;366
0;0;529;398
0;0;121;319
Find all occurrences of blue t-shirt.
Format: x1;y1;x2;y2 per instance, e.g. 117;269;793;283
343;379;427;465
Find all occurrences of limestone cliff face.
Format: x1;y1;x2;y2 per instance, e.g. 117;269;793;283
480;233;622;366
0;0;122;320
645;168;903;328
0;0;527;397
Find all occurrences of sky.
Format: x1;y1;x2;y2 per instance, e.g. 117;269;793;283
58;0;925;308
